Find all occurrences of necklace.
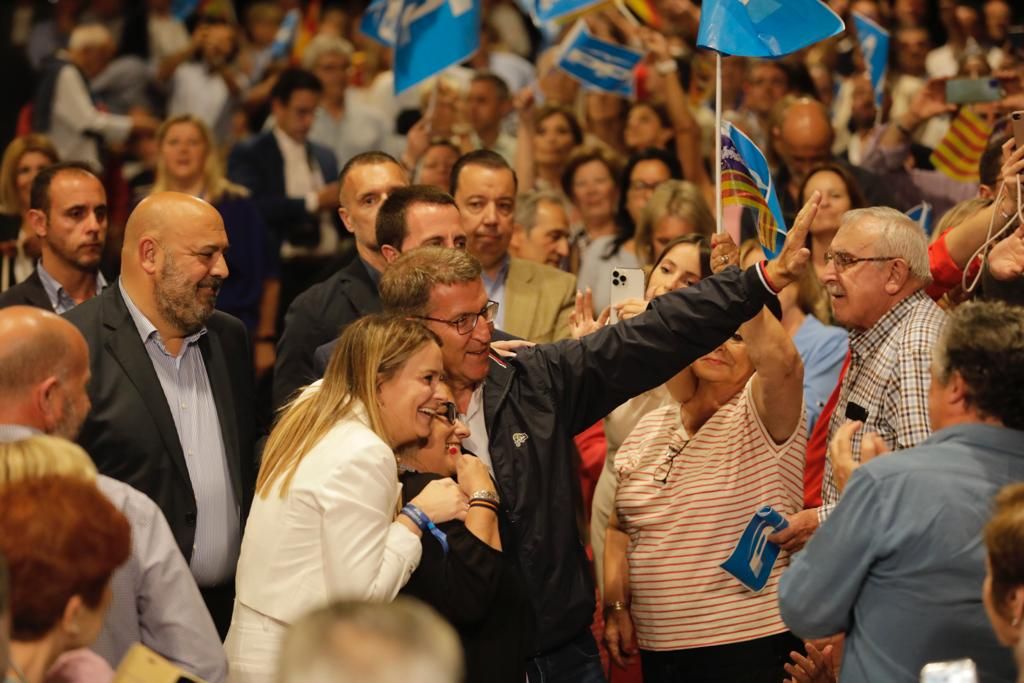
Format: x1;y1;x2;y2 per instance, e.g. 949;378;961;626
8;659;29;683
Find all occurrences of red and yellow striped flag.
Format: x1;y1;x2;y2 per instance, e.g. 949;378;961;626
930;106;993;183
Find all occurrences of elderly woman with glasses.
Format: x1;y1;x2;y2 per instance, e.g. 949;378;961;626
601;208;816;683
397;383;531;683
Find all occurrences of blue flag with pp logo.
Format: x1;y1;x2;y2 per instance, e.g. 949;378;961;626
906;201;935;236
697;0;844;58
556;21;643;97
391;0;481;94
360;0;400;47
720;506;789;592
853;12;889;109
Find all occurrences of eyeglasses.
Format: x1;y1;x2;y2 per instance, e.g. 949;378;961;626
418;300;499;336
653;434;688;483
824;249;898;272
433;401;458;425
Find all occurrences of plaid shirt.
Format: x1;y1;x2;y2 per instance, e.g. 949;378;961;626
819;290;947;522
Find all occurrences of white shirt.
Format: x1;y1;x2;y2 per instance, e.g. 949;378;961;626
49;63;132;169
234;389;421;626
459;385;494;475
272;127;339;259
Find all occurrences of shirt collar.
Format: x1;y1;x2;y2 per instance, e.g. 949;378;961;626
0;424;43;443
481;255;511;288
359;256;381;287
37;261;107;313
849;289;929;359
118;278;206;351
273;126;308;157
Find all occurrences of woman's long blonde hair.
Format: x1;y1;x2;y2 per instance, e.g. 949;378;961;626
152;114;248;205
0;435;97;485
256;315;441;498
0;135;59;215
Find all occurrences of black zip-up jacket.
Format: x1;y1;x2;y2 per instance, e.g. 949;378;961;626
479;264;776;656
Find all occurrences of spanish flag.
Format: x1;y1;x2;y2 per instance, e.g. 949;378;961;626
930;106;993;183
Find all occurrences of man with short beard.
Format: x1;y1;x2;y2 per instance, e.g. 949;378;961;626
0;162;109;313
64;191;257;638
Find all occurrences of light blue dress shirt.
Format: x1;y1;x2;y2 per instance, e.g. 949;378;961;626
792;314;848;432
482;255;511;330
779;423;1022;683
119;280;239;587
36;261;107;314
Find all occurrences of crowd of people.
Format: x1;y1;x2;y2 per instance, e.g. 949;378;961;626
1;0;1024;682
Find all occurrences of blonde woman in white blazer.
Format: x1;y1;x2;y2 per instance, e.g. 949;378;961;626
225;316;469;683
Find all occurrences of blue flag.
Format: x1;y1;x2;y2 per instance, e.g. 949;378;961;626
269;9;302;59
697;0;844;58
721;121;788;258
535;0;605;23
556;21;642;97
906;201;935;236
720;506;789;592
360;0;400;47
852;12;889;109
392;0;481;94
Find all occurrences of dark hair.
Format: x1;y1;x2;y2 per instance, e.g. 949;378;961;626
628;101;672;133
450;149;517;197
534;105;584;146
985;482;1024;617
560;146;623;201
934;300;1024;430
797;162;867;210
614;148;683;249
338;151;403;190
270;68;323;105
471;71;510;101
650;233;712;280
980;132;1007;190
376;185;457;251
29;161;101;214
0;476;131;640
0;549;7;616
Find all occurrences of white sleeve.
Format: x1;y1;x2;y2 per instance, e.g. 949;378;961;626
321;440;422;602
52;65;133;144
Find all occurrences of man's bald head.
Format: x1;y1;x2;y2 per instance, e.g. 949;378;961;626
0;307;91;438
778;98;834;187
121;192;230;339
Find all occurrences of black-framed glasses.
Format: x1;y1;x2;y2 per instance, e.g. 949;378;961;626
824;249;899;272
433;401;458;425
419;300;499;335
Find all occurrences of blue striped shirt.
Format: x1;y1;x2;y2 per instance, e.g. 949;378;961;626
37;261;107;314
119;280;239;587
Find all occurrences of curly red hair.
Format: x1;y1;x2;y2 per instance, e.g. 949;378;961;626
0;476;131;640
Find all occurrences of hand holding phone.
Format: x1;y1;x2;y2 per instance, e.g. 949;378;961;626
945;77;1003;104
1011;111;1024;150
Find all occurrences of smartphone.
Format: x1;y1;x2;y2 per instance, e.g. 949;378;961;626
1012;111;1024;150
609;267;645;323
945;77;1003;104
920;659;978;683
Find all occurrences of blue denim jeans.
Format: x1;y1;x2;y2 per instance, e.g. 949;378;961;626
526;628;607;683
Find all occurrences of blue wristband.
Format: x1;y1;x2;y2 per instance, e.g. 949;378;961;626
400;503;449;555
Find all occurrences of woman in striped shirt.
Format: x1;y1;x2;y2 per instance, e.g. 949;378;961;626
603;277;807;682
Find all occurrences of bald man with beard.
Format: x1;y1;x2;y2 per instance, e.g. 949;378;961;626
64;192;256;637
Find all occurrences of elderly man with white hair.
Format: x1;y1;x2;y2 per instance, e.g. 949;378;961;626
304;34;390;168
32;24;155;170
770;206;947;552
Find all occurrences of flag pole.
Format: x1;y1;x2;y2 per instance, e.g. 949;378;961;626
714;51;723;235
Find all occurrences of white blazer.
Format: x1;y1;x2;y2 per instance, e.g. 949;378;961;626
233;393;422;625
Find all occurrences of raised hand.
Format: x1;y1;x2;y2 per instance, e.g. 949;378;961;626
765;191;818;290
711;232;740;273
988;225;1024;281
568;288;611;339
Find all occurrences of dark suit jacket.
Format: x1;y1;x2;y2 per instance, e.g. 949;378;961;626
63;286;257;561
0;270;51;310
273;257;380;407
227;130;340;248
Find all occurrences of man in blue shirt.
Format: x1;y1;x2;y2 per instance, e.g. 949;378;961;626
779;300;1024;683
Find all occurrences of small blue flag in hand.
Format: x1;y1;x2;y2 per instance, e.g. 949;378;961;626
906;202;935;236
852;12;889;109
721;121;788;258
556;21;643;97
535;0;606;23
697;0;845;58
721;506;790;592
392;0;481;94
